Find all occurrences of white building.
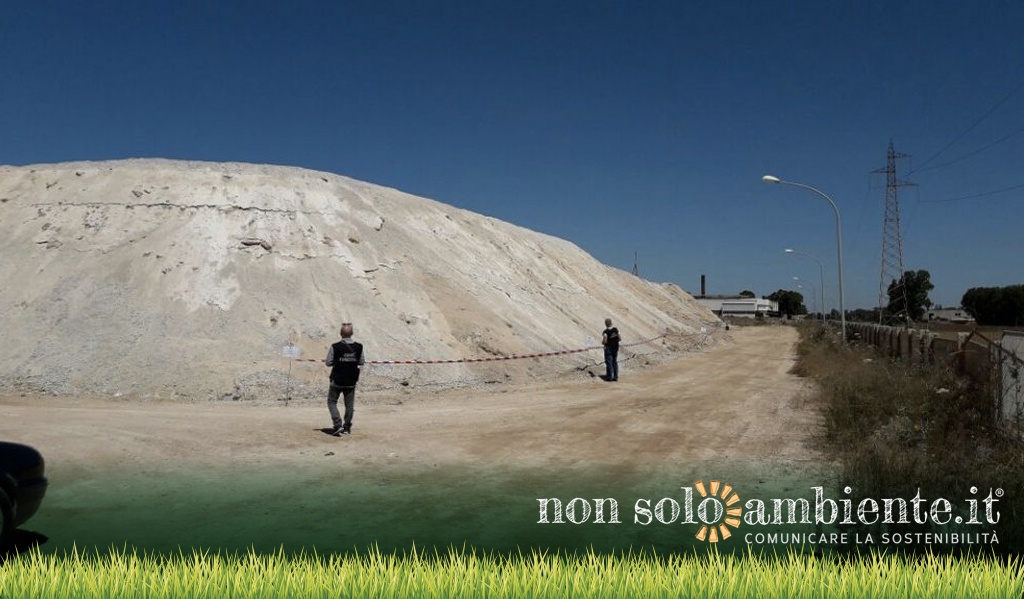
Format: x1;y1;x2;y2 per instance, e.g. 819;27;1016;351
696;297;779;318
926;308;975;323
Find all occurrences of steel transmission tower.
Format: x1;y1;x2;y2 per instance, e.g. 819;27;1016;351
875;140;914;324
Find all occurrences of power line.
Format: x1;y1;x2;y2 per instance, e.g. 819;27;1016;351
921;181;1024;203
911;77;1024;174
912;121;1024;174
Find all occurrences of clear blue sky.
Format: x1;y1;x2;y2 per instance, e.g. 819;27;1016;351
3;1;1022;311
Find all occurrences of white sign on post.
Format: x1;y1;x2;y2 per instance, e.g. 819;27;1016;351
281;345;300;404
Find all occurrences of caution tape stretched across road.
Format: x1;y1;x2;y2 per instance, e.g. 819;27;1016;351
295;325;715;366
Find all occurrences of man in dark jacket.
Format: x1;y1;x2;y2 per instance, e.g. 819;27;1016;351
325;322;364;435
602;318;620;382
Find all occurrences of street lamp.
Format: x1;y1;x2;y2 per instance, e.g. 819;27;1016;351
762;175;846;341
785;249;825;322
793;277;817;317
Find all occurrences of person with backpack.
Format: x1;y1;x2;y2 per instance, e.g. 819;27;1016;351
602;318;620;382
325;322;364;435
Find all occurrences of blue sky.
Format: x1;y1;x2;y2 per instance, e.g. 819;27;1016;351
2;1;1022;311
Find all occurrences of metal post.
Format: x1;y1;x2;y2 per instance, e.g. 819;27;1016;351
764;176;846;341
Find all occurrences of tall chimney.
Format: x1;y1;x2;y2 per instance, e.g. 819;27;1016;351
700;274;706;297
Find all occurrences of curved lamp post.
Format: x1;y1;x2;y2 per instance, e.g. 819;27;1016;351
785;249;825;322
793;277;818;317
763;175;846;341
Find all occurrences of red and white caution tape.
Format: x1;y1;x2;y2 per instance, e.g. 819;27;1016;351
296;326;716;366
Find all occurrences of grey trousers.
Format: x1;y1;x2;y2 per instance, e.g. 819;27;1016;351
327;384;355;429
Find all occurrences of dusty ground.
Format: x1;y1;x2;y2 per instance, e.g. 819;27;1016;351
0;325;826;554
2;325;818;476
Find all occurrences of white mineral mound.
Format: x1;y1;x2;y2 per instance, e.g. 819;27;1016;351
0;159;717;400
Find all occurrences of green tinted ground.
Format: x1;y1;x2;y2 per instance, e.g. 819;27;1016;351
29;461;823;557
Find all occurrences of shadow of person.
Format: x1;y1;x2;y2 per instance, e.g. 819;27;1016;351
0;529;49;563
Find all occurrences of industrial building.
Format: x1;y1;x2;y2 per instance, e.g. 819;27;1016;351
695;297;779;318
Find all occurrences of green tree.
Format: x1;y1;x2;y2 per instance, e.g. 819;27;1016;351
767;289;806;317
887;269;934;322
739;290;755;298
962;285;1024;326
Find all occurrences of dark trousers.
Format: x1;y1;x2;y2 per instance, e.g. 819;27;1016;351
328;384;355;429
604;346;619;381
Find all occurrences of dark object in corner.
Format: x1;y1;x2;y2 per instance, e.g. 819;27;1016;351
0;441;48;549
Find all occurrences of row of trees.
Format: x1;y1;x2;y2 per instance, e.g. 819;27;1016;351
882;271;1024;326
744;270;1022;326
961;285;1024;326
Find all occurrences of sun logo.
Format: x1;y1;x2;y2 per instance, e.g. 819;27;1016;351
694;479;743;543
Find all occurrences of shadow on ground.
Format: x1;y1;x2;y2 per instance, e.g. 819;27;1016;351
0;530;48;564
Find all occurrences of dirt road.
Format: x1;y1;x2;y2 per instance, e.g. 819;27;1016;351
2;325;817;472
0;324;824;554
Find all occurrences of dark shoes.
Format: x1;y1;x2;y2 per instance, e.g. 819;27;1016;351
332;425;352;436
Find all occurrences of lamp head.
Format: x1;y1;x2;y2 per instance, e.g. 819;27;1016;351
762;175;781;184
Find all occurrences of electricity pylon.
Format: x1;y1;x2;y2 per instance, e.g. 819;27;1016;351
876;140;914;324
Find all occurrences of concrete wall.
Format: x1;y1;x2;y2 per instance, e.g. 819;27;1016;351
847;321;1024;430
1000;332;1024;426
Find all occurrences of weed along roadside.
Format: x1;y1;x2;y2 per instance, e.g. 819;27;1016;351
793;321;1024;555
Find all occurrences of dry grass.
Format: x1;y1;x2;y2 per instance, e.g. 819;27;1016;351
793;322;1024;552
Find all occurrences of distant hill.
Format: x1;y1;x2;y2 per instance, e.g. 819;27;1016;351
0;159;717;399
